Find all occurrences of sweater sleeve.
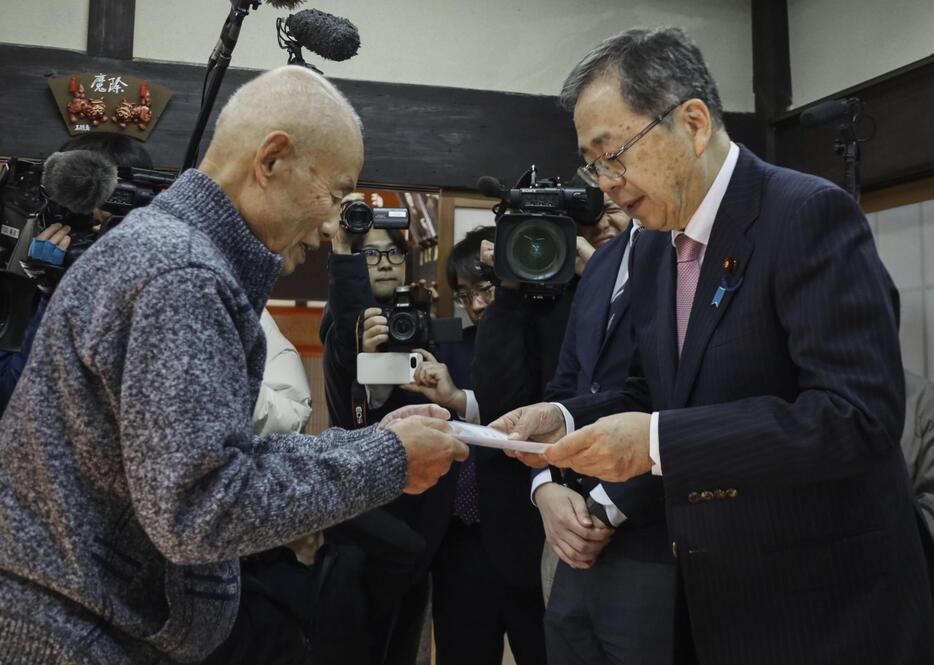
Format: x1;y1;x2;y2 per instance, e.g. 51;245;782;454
117;268;408;565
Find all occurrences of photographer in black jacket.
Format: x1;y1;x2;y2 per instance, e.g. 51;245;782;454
407;226;547;665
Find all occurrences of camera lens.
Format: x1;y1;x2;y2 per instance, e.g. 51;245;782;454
389;312;417;343
505;219;567;282
340;200;374;235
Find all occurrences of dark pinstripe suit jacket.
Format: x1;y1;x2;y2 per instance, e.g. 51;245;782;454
562;147;934;665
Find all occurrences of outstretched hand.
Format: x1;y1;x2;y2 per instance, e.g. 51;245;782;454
381;406;470;495
489;402;566;468
544;412;653;483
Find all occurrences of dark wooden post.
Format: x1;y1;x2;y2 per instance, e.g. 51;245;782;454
87;0;136;60
751;0;792;162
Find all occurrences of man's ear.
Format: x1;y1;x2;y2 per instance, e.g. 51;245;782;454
252;131;295;189
679;99;713;157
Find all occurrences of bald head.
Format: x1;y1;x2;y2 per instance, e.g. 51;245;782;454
206;66;362;167
200;66;365;277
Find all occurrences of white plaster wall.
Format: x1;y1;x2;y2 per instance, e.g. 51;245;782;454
788;0;934;107
0;0;753;109
868;199;934;379
0;0;89;52
130;0;754;111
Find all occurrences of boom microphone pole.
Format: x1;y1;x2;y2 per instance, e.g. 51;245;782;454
181;0;304;172
800;97;863;201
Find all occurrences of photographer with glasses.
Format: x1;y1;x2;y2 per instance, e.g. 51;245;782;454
317;218;432;665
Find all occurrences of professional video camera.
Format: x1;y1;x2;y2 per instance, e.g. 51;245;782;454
340;199;410;235
0;154;174;352
478;165;602;297
356;284;462;385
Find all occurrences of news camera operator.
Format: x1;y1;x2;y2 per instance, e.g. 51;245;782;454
472;190;629;426
0;66;468;664
405;227;548;665
470;187;677;662
0;133;153;416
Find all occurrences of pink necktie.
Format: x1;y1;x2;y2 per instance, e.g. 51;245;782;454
675;234;703;355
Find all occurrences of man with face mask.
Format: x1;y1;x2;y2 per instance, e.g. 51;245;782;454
0;66;467;664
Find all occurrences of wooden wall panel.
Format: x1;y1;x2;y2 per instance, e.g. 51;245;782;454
772;56;934;192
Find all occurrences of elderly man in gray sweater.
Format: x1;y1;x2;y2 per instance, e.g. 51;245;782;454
0;66;467;664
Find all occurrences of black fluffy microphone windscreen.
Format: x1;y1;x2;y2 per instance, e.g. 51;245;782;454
286;9;360;61
41;151;118;215
477;176;505;199
800;99;853;128
266;0;305;9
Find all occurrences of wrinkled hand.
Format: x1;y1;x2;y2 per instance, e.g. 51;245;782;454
489;402;566;468
536;483;614;569
378;403;451;429
37;223;72;250
575;236;596;276
361;307;388;353
545;412;653;482
387;412;470;495
401;348;466;416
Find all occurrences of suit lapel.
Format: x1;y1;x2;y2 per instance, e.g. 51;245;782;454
593;234;630;358
671;147;762;408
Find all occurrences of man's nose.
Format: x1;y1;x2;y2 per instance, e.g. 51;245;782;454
598;172;622;195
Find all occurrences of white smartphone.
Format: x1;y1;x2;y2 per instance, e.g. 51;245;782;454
357;352;423;385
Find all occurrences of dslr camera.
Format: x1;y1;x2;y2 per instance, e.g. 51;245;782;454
356;284;462;385
382;284;433;351
340;199;410;235
479;165;602;296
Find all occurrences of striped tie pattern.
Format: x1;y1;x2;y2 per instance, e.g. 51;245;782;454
675;234;703;355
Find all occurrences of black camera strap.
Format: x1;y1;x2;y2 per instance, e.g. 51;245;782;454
350;380;368;428
350;309;370;428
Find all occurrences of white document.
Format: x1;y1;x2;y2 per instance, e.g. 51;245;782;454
448;421;551;454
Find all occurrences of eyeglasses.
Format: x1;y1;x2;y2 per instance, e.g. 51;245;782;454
362;247;406;266
578;100;685;187
454;282;495;307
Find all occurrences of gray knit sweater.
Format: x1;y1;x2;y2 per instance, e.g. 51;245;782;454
0;170;408;663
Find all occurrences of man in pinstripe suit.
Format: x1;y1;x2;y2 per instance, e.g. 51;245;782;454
494;27;934;665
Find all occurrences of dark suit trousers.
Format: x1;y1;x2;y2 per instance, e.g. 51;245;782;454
545;535;676;665
432;521;546;665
